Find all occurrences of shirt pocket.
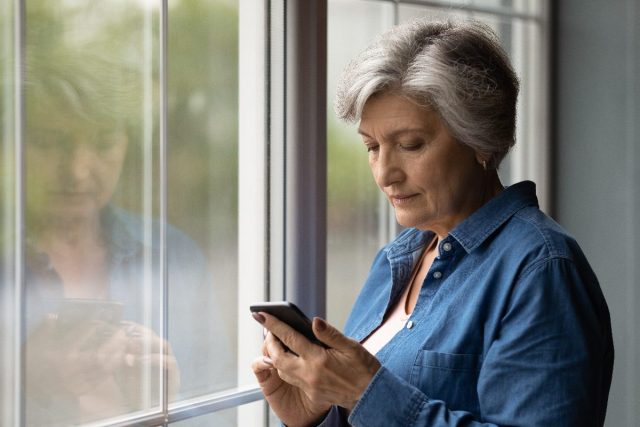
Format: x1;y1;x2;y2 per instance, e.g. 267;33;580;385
409;350;482;416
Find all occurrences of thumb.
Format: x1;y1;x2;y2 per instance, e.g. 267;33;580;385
312;317;352;349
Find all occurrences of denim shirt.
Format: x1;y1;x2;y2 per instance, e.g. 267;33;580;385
319;181;614;427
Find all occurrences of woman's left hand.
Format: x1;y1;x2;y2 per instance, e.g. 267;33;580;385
259;312;381;410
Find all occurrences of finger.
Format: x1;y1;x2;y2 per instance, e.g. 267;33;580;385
259;312;316;357
125;353;179;371
312;317;356;350
251;357;285;397
64;321;104;351
264;332;287;358
126;337;164;355
264;331;299;370
261;332;281;357
251;356;275;380
97;326;128;370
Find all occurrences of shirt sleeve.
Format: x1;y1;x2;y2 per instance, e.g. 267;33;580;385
348;257;613;427
314;405;350;426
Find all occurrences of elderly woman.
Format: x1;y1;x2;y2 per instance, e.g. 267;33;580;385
251;19;613;426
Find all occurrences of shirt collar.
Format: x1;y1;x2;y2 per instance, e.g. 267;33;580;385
449;180;539;253
385;181;539;258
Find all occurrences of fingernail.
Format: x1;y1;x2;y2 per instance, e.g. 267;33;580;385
263;356;273;366
252;312;266;324
315;317;327;331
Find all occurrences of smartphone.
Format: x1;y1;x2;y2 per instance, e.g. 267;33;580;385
56;299;123;328
250;301;329;349
54;299;124;347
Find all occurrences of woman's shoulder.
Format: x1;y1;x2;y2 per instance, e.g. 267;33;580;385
501;205;584;263
102;205;205;260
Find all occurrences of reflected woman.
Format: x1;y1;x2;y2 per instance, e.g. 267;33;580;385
21;28;229;427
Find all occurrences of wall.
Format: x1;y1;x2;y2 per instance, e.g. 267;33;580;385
555;1;640;425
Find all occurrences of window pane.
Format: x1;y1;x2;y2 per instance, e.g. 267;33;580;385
23;1;162;424
166;0;238;400
326;0;394;329
1;0;17;424
405;0;540;15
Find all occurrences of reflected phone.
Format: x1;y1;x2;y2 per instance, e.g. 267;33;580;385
54;299;124;347
56;299;123;327
250;301;329;349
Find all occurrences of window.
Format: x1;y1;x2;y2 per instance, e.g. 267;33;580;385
326;0;551;328
1;0;266;425
1;0;550;425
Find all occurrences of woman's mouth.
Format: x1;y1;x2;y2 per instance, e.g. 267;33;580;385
390;194;418;206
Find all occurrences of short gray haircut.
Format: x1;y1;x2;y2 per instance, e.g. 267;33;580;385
335;19;519;168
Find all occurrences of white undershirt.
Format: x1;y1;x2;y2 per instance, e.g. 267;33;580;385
362;237;437;355
361;276;413;355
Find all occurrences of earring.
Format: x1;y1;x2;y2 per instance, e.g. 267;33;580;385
482;160;487;171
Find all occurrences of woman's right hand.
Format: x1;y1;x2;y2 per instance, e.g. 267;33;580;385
252;336;331;427
26;315;180;422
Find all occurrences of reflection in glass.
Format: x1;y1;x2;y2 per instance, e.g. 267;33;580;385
1;0;17;423
19;1;198;424
23;1;162;424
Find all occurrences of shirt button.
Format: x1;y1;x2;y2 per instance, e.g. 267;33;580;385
433;271;442;279
442;242;452;252
406;320;414;329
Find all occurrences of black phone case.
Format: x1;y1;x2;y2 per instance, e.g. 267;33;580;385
250;301;329;348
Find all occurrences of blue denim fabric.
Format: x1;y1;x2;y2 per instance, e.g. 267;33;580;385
318;181;613;427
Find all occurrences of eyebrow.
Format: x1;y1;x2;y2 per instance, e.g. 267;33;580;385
357;128;427;140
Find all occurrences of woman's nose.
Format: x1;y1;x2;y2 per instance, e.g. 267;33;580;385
374;149;404;188
65;145;94;181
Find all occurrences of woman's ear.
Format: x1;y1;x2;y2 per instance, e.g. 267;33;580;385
476;154;488;171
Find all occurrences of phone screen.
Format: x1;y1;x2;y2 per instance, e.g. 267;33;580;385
54;299;124;347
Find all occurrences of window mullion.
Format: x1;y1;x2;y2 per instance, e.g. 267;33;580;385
159;0;169;422
283;0;327;318
14;0;25;425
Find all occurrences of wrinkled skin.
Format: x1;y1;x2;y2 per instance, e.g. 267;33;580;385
251;313;380;427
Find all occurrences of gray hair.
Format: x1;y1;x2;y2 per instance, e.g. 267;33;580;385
335;19;519;169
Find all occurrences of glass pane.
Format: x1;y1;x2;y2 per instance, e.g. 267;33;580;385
23;1;162;425
327;0;394;329
1;0;17;424
166;0;238;399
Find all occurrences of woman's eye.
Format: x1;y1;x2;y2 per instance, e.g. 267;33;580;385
400;142;424;151
365;144;379;153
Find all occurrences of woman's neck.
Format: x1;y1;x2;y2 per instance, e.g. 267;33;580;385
430;171;504;241
31;215;110;299
33;215;103;252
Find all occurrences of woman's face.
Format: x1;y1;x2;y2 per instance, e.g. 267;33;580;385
359;92;487;235
26;114;128;224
